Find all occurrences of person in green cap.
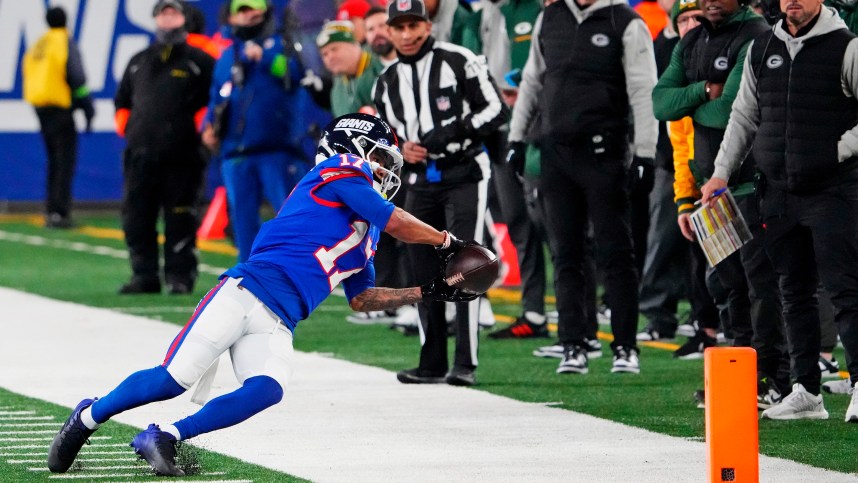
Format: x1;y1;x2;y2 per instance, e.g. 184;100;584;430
317;20;385;117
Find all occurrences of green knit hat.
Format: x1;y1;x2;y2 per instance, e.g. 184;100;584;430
316;21;357;48
231;0;268;14
671;0;701;31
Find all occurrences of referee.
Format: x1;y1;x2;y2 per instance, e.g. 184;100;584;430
374;0;508;386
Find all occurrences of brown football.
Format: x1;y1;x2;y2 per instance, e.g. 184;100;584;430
444;245;501;295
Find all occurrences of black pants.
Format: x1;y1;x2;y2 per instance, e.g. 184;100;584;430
492;159;546;315
639;166;688;332
762;174;858;393
405;167;488;372
35;107;77;219
525;174;598;338
122;147;205;286
375;183;411;289
541;140;638;349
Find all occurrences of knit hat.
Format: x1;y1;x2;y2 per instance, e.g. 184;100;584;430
671;0;701;30
316;20;357;48
152;0;185;17
231;0;268;14
46;7;67;28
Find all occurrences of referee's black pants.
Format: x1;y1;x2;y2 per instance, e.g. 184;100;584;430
405;159;489;373
540;139;639;350
762;171;858;394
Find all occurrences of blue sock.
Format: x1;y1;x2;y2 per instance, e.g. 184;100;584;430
90;366;186;424
173;376;283;440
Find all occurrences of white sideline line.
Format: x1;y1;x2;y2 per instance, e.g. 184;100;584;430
2;288;856;483
0;230;228;276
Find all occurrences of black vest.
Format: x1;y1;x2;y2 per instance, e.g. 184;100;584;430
539;2;637;141
680;12;768;184
750;27;858;192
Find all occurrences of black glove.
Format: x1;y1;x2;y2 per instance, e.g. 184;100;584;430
506;141;527;180
627;155;655;196
420;275;480;302
435;231;468;266
72;95;95;133
420;122;469;155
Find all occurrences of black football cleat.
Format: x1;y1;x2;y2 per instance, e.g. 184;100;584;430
445;366;476;386
130;424;184;476
396;368;446;384
47;398;97;473
118;277;161;295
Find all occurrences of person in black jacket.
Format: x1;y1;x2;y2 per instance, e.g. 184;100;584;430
374;0;508;386
114;0;214;295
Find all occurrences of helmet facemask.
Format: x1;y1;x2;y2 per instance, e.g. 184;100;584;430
356;135;403;200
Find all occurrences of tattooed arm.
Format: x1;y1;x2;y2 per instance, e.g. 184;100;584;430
349;287;424;312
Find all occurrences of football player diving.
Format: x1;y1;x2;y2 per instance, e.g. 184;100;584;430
47;113;481;476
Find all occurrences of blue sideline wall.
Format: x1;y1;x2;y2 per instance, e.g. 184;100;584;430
0;0;331;204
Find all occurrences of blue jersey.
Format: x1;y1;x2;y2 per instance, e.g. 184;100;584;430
223;154;396;331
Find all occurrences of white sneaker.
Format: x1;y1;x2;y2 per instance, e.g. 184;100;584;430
478;297;495;328
392;305;419;328
346;310;396;324
533;341;564;359
846;381;858;423
761;383;829;420
822;378;853;395
611;346;640;374
676;322;697;338
557;346;588;374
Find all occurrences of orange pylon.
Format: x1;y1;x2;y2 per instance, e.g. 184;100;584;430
197;186;229;240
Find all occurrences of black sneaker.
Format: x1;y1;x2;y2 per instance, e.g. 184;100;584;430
130;424;184;476
636;324;675;341
167;282;193;295
118;277;161;295
611;346;640;374
757;377;782;410
48;398;97;473
396;368;446;384
445;366;476;386
488;316;549;339
673;331;717;360
557;345;589;374
45;213;73;229
583;338;603;359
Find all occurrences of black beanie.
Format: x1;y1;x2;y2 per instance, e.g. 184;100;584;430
46;7;66;28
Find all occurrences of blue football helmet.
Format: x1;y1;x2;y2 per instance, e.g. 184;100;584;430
317;113;404;200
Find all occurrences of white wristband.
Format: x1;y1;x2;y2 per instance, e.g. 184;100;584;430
440;230;451;249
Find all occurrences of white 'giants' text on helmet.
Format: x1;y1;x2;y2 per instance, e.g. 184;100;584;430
316;113;404;200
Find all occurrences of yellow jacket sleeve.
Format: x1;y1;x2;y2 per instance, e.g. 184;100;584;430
670;117;700;215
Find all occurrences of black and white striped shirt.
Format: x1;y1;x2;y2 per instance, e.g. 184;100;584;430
373;37;507;165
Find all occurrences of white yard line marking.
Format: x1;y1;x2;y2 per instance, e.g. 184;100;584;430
31;464;141;471
0;422;61;427
2;452;49;457
0;416;54;421
0;435;110;442
0;444;50;450
0;230;227;276
0;430;59;435
48;473;143;479
0;411;35;416
9;457;134;464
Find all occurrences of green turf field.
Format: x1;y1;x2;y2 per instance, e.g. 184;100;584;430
0;213;855;479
